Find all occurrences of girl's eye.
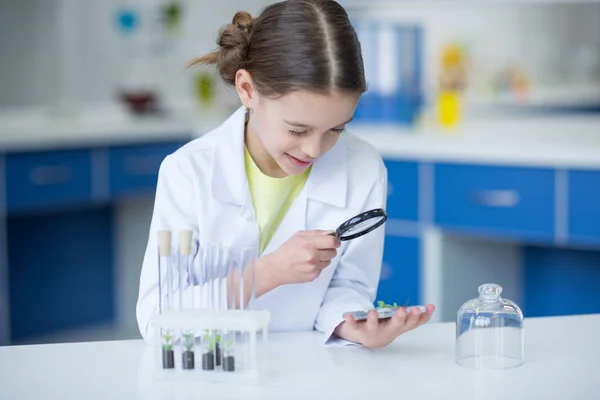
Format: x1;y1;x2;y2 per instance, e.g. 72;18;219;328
331;127;345;134
289;130;306;137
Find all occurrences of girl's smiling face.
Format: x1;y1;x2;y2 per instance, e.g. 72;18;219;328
236;70;360;178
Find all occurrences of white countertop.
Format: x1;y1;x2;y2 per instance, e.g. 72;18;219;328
0;103;222;151
352;114;600;168
0;103;599;168
0;314;598;399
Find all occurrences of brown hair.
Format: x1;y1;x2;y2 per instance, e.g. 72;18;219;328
188;0;366;97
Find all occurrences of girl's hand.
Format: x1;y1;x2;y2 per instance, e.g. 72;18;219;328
266;230;341;286
335;304;436;348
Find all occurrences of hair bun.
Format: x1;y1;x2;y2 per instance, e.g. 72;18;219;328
232;11;254;34
205;10;254;86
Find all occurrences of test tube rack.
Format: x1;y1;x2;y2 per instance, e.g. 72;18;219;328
150;308;271;383
152;230;271;383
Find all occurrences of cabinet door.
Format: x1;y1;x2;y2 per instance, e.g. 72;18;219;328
376;233;420;307
568;169;600;245
8;207;114;342
383;160;419;222
0;215;7;345
524;246;600;317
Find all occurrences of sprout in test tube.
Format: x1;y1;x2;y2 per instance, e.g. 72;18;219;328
201;330;221;370
221;337;235;372
161;329;175;369
181;331;195;370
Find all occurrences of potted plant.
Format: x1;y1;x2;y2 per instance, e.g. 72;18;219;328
161;329;174;369
181;331;195;370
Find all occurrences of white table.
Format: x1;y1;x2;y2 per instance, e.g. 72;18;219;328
0;314;598;399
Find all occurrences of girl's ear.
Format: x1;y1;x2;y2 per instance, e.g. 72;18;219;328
234;69;258;109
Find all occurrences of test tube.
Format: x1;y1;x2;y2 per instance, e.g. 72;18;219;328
201;243;218;371
179;230;195;370
220;247;235;372
238;246;257;373
157;230;174;369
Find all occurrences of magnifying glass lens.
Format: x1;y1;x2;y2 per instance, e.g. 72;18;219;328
334;208;388;241
339;217;384;239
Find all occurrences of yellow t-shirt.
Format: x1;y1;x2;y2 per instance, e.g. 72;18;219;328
244;146;311;254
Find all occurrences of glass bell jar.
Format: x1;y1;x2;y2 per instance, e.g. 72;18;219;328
455;283;524;370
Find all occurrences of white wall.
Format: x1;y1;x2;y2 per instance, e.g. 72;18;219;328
0;0;273;109
2;1;598;109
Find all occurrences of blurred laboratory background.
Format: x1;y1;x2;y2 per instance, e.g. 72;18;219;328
0;0;598;346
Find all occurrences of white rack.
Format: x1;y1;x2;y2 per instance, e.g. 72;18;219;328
150;309;271;384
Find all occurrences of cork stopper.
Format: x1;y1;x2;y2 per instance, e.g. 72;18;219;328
179;230;193;255
157;230;172;256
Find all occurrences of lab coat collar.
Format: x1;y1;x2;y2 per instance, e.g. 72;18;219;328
210;106;249;207
210;106;347;209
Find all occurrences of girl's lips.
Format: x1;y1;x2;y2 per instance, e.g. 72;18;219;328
286;153;313;168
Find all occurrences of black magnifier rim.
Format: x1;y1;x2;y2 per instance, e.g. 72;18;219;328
335;208;388;241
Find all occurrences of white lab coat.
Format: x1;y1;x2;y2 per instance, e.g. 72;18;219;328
136;106;388;345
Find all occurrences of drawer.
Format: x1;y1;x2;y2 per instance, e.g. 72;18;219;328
567;170;600;243
377;233;420;307
5;149;93;214
433;163;556;240
108;141;185;197
383;160;419;221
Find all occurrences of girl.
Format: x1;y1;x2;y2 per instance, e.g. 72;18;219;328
136;0;434;348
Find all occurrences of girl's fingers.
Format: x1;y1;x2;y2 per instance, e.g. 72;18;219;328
390;307;408;331
345;314;359;329
418;312;432;326
404;306;421;330
366;310;379;332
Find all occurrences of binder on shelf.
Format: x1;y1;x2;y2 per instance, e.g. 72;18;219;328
351;19;424;127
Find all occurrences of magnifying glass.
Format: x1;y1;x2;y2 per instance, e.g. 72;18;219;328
330;208;388;241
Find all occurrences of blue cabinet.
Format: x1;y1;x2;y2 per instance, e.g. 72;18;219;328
7;207;114;341
5;149;94;214
433;163;556;241
376;231;420;307
524;246;600;317
384;160;419;221
567;169;600;245
0;137;189;344
108;141;185;199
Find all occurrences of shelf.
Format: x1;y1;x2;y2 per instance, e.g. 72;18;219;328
463;85;600;110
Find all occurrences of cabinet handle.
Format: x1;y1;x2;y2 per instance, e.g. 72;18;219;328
387;181;394;197
380;262;393;280
470;190;520;208
123;155;165;176
29;165;72;186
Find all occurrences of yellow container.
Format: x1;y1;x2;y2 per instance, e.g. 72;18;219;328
438;91;461;128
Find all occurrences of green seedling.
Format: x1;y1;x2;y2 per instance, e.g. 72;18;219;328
377;300;398;309
182;332;194;351
221;338;233;351
201;329;221;352
162;331;174;351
